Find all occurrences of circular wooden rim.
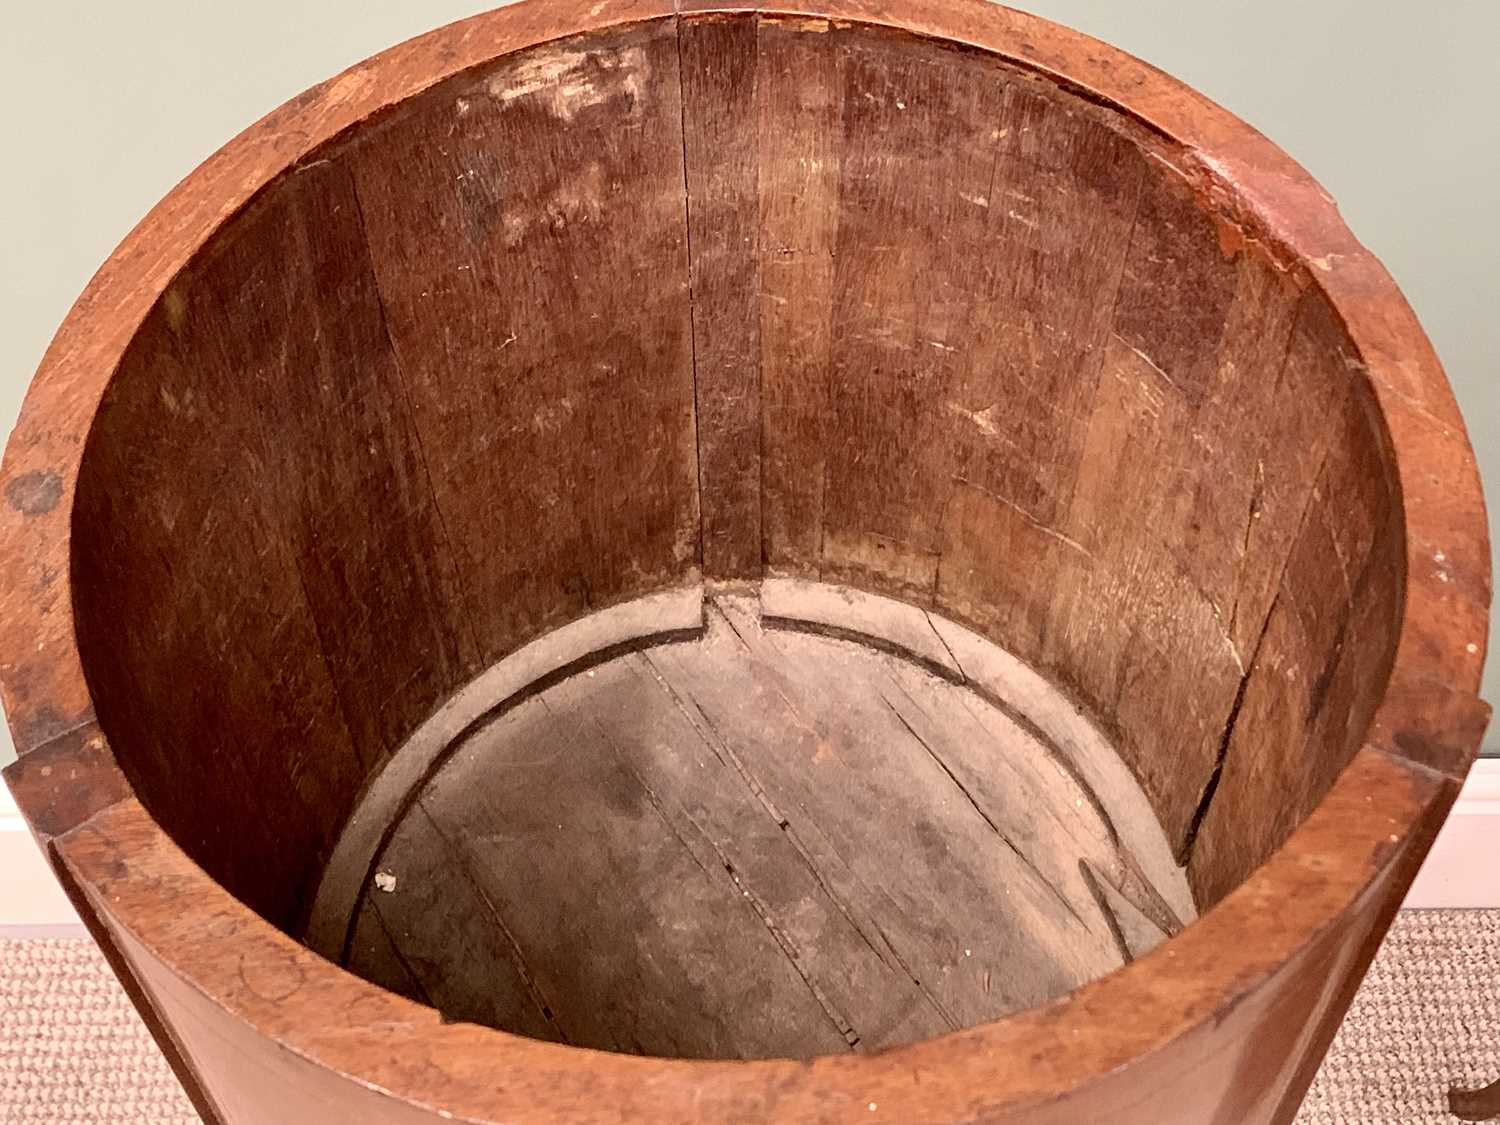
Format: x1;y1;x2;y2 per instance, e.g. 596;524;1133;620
1;0;1489;1119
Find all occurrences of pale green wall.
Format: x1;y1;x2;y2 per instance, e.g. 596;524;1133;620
1;1;1493;764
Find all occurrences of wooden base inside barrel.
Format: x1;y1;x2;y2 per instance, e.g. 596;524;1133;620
332;584;1194;1060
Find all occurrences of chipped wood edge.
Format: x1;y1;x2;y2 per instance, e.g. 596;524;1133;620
303;582;706;959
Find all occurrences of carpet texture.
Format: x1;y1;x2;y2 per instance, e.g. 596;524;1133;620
2;910;1496;1123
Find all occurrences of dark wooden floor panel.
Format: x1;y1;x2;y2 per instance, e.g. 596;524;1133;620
346;593;1193;1059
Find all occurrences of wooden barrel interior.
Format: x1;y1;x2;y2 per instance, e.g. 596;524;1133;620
66;13;1403;1062
337;585;1195;1057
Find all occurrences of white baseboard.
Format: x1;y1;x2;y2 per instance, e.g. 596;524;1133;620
2;758;1496;933
1402;757;1500;909
0;789;81;933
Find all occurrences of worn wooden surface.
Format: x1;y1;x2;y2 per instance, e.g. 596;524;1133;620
0;0;1489;1121
668;15;1426;874
303;584;705;961
682;16;762;578
71;163;433;929
69;19;703;934
347;592;1190;1058
343;18;701;659
47;746;1455;1124
45;8;1483;929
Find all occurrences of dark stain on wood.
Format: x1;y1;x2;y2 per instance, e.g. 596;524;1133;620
5;469;63;516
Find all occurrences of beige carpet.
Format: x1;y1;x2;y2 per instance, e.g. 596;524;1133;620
1300;911;1500;1123
1;910;1496;1123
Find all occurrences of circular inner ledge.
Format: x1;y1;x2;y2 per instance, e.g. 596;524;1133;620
310;579;1196;1061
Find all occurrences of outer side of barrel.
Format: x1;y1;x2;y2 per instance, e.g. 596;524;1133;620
8;743;1457;1124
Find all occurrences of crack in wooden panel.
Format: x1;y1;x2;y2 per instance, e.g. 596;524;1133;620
1188;376;1404;905
345;587;1193;1058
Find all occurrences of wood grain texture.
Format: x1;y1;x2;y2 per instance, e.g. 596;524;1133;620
346;592;1189;1058
262;161;482;768
341;21;701;661
816;31;1008;598
1189;376;1404;904
71;169;395;930
304;584;705;961
681;14;763;578
731;16;1385;859
0;0;1488;1121
45;746;1453;1124
69;155;491;931
755;16;843;575
942;76;1146;545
